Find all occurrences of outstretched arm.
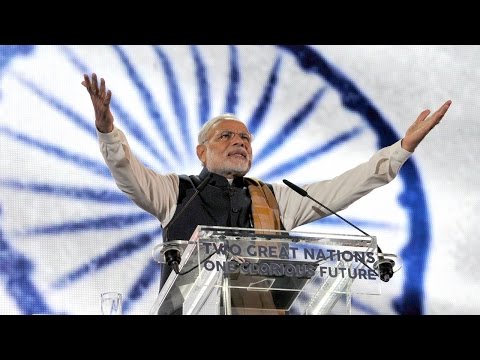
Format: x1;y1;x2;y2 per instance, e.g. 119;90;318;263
275;100;452;230
81;72;179;225
401;100;452;152
81;73;114;133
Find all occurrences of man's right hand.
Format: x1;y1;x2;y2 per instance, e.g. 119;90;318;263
82;73;114;133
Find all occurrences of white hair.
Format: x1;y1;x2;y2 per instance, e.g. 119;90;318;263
197;113;244;144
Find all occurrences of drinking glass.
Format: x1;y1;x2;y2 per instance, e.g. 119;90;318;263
100;292;122;315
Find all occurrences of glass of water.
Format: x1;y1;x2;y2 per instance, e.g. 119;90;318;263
101;292;122;315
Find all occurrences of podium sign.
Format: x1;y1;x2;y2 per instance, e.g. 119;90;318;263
150;226;380;315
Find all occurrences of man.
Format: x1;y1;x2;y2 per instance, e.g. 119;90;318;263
82;73;451;311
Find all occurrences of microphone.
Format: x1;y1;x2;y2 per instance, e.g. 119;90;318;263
163;173;213;274
282;179;395;282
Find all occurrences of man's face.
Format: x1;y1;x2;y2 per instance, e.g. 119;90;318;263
196;119;253;178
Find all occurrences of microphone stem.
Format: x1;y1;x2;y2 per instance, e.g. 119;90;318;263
162;173;212;275
305;194;386;277
306;194;371;237
283;178;393;281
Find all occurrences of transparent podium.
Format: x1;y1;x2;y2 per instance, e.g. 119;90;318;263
150;226;381;315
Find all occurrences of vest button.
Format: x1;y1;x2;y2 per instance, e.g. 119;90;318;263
232;208;239;213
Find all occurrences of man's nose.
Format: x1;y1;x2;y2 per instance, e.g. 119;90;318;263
231;133;247;146
232;135;246;147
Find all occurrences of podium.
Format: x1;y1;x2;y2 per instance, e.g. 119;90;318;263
150;226;381;315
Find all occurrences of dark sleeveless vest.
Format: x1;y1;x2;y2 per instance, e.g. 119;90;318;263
163;167;253;242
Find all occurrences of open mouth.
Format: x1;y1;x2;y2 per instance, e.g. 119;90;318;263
228;151;247;159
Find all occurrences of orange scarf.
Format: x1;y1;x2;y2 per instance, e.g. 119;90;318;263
244;177;282;230
233;178;286;314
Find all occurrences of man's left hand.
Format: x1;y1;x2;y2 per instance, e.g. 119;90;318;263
402;100;452;152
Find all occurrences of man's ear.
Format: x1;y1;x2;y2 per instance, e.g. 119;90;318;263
196;144;206;164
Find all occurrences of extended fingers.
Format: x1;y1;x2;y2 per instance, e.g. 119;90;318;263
104;89;112;105
82;73;97;95
100;77;106;97
99;78;111;105
82;73;91;90
430;100;452;124
437;100;452;117
91;73;98;95
83;73;110;102
415;109;431;123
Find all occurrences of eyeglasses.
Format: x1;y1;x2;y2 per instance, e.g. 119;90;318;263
207;129;254;144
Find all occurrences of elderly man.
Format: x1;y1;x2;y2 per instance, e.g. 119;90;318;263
82;73;451;310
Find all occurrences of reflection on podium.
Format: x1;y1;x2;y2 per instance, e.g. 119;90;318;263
150;226;381;315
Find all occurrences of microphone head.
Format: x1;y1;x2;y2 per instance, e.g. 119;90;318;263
378;259;395;282
283;179;308;197
164;248;181;274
